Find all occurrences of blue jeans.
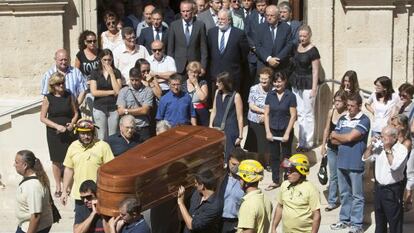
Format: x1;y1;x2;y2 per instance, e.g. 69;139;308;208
327;148;339;205
337;168;364;228
92;108;119;141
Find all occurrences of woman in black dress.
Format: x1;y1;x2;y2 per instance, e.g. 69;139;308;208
40;72;78;197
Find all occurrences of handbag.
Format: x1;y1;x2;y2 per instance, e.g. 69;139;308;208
318;155;328;185
19;176;61;223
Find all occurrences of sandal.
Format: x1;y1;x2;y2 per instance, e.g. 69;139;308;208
54;191;62;198
265;183;280;191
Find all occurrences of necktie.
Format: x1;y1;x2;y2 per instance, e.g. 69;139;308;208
185;23;191;45
155;28;160;41
271;25;276;41
260;15;265;24
219;30;225;54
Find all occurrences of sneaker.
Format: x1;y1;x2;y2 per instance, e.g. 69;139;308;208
348;226;364;233
330;221;350;230
325;203;340;212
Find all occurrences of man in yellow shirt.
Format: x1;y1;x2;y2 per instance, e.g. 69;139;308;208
236;160;272;233
60;119;114;210
271;154;321;233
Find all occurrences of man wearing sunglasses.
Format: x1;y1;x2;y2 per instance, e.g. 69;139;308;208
271;154;321;233
74;180;107;233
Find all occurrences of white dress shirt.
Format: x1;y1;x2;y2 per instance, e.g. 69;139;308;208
217;27;231;51
182;19;194;35
153;26;163;41
148;55;177;91
113;44;150;84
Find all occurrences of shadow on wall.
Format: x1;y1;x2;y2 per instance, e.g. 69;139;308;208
63;0;79;56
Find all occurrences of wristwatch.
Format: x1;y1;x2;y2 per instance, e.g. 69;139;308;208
124;109;129;115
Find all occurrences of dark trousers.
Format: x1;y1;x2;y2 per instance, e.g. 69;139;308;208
374;182;404;233
195;107;210;126
16;226;51;233
268;129;293;183
220;218;238;233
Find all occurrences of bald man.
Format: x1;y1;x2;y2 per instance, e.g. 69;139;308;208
40;49;87;104
255;5;292;72
148;40;177;94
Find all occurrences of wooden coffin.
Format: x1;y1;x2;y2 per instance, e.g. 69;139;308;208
97;126;225;217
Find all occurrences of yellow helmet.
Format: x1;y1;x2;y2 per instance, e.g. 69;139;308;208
236;160;264;183
281;154;310;176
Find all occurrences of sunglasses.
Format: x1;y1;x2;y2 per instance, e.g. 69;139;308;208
285;167;297;174
54;82;65;86
80;194;94;201
152;48;162;52
86;40;97;44
399;93;410;98
106;21;116;26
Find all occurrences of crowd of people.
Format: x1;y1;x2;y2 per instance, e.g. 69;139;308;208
13;0;414;233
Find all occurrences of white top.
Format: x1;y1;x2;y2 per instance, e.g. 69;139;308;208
101;31;123;52
367;92;399;133
113;44;150;84
364;142;408;185
182;19;194;35
407;149;414;190
148;55;177;90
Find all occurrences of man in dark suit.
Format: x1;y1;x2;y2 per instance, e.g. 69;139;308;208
168;0;208;75
233;0;255;23
197;0;223;34
278;1;302;47
138;9;169;55
244;0;268;83
256;5;292;72
207;9;249;94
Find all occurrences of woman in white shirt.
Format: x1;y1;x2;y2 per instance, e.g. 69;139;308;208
100;11;123;52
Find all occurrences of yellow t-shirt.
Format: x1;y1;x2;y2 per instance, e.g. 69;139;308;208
63;140;114;200
237;189;273;233
16;176;53;232
276;180;320;233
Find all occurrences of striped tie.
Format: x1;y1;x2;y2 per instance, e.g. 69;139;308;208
219;30;225;54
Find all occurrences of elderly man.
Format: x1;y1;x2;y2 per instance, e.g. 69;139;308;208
138;9;169;55
108;115;142;157
41;49;87;105
278;1;302;47
195;0;207;15
113;27;150;84
148;40;177;95
363;126;408;233
156;74;196;126
117;68;154;141
109;197;150;233
61;119;114;211
136;3;156;37
330;94;370;233
207;9;249;93
197;0;223;33
222;0;244;30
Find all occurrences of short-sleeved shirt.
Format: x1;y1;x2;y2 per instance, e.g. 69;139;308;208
107;132;141;156
367;92;399;133
113;44;150;84
222;175;244;218
156;91;196;126
265;89;297;130
121;217;151;233
41;65;87;97
63;140;114;200
182;79;208;104
16;176;53;232
237;189;272;233
89;69;122;112
184;191;221;233
76;50;100;77
74;204;104;233
116;86;154;127
335;112;370;171
247;84;269;123
148;55;177;91
276;180;320;233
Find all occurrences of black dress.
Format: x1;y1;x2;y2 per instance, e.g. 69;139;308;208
289;46;320;90
46;91;76;163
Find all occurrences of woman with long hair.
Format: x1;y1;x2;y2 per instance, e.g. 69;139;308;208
320;90;348;211
100;11;123;51
210;72;244;164
15;150;53;233
90;49;122;140
40;72;78;197
365;76;399;136
264;72;297;190
74;30;100;78
183;61;209;126
339;70;360;98
135;58;162;99
289;25;320;152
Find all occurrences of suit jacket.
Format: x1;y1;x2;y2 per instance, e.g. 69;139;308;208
289;20;302;47
207;26;249;89
233;8;256;25
197;9;216;35
256;21;292;69
138;25;169;55
167;19;208;74
244;10;265;63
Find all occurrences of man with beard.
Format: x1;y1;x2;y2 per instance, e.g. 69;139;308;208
270;154;321;233
236;159;272;233
61;119;114;210
74;180;107;233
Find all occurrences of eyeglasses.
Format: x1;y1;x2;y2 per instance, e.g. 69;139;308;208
152;48;162;52
54;82;65;86
285;167;297;174
86;40;97;44
399;93;410;99
106;21;116;26
80;194;94;201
